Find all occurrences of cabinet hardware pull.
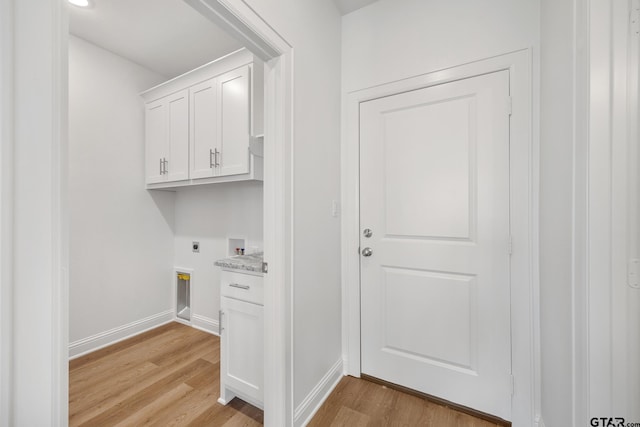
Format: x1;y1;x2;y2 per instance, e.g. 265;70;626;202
163;158;168;174
209;149;214;168
160;158;163;175
229;283;250;290
219;310;223;333
214;149;220;167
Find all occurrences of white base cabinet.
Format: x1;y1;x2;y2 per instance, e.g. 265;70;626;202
218;270;264;409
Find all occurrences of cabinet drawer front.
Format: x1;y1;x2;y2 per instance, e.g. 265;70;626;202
220;270;263;304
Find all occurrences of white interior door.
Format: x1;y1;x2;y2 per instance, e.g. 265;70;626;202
360;70;512;420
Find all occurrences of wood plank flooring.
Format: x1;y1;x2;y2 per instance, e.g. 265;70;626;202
71;322;504;426
69;322;263;427
309;376;505;427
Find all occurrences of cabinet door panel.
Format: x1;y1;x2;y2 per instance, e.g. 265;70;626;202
145;101;166;184
166;90;189;182
190;79;217;179
217;66;250;177
220;296;263;403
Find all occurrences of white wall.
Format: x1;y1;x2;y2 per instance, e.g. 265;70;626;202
173;182;263;331
342;0;548;424
68;36;174;345
240;0;344;416
342;0;539;93
539;1;573;425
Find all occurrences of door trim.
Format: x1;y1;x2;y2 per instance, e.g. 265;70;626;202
0;0;14;424
6;0;294;425
183;2;295;425
341;50;540;426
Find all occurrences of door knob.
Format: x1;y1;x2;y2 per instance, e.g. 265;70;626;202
363;228;373;238
362;247;373;257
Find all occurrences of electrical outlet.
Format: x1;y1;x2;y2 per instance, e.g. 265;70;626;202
192;242;200;253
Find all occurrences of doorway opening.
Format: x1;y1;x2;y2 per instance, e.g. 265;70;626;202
63;0;293;425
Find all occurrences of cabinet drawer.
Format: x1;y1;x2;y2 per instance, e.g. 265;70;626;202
220;270;263;305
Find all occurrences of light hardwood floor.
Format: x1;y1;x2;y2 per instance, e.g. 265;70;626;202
69;322;262;426
70;322;505;426
310;376;506;427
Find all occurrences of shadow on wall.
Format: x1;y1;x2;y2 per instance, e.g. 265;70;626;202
148;190;177;234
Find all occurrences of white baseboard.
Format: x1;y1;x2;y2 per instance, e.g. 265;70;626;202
294;358;343;427
191;314;219;336
68;310;173;360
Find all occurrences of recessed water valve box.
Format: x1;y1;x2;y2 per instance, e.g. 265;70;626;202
177;272;191;321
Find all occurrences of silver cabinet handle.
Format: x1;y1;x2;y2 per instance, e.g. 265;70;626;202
163;158;168;174
362;247;373;257
209;149;214;168
160;158;164;175
214;148;220;167
219;309;224;333
229;283;250;290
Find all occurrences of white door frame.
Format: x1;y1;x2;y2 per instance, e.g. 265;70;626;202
573;0;640;422
0;0;14;424
182;4;294;423
3;0;295;425
341;50;541;426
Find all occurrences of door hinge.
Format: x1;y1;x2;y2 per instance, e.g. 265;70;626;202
507;96;513;116
632;0;640;35
508;235;513;256
262;261;269;274
628;259;639;289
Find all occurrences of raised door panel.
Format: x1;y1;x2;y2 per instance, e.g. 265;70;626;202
166;89;189;182
220;296;263;404
217;66;250;177
145;100;166;184
190;79;217;179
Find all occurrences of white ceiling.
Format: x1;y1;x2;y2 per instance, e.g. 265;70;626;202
68;0;243;79
69;0;379;78
333;0;378;15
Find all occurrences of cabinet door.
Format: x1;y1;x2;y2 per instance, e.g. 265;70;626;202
217;66;250;177
190;79;218;179
145;100;167;184
220;296;263;404
166;89;189;182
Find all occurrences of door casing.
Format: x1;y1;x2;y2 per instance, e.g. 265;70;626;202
341;49;540;426
3;0;295;425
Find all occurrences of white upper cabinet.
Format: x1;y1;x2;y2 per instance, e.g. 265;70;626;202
144;89;189;184
217;66;250;177
166;90;190;182
190;78;218;179
145;101;167;184
141;49;263;189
